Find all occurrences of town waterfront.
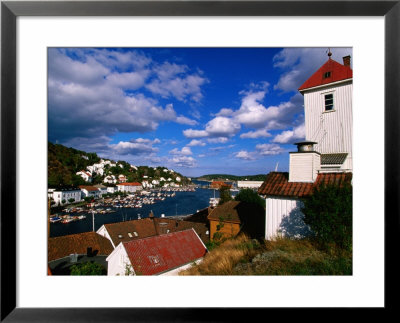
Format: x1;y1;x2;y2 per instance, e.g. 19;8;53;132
50;185;226;238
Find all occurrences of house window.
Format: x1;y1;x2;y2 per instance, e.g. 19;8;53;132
148;256;160;265
324;93;334;111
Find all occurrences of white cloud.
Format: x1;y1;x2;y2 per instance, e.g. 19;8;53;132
169;156;197;168
183;129;209;138
187;139;206;147
256;143;285;156
215;108;234;117
146;62;208;102
169;146;193;156
207;137;229;144
273;124;305;144
106;71;149;90
235;150;256;160
183;116;240;141
48;48;209;145
234;143;285;161
240;128;272;139
176;116;198;126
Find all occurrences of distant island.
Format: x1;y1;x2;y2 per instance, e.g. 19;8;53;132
195;174;267;182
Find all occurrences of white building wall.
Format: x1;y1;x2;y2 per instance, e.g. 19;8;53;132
303;81;352;171
237;181;264;189
289;152;320;183
265;197;311;240
117;185;141;193
52;190;82;205
106;243;133;276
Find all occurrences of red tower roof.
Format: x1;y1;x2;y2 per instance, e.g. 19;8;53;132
298;58;352;92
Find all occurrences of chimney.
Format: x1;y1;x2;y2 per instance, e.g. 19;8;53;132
289;141;321;183
343;55;351;67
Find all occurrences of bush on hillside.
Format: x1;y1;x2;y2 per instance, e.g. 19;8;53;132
301;184;352;251
235;188;266;209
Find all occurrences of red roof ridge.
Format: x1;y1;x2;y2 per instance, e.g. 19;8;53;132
258;172;352;198
298;58;352;92
122;228;194;245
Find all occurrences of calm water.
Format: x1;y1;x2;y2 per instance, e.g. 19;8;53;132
50;186;226;237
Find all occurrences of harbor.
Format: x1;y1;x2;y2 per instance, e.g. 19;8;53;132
49;186;236;238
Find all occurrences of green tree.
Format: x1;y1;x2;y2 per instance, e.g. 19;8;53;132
301;184;352;251
68;198;75;203
218;186;232;205
70;262;106;275
235;188;266;209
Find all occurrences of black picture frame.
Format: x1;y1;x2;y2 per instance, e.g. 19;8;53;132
1;1;398;321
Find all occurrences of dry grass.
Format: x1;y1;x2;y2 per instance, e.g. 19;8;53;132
179;235;352;276
179;234;258;275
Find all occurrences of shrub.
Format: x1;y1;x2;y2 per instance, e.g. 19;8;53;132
218;186;232;205
235;188;265;209
301;184;352;251
70;261;106;275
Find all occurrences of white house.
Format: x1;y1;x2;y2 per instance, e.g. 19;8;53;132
258;52;353;240
48;188;55;199
79;185;101;199
116;182;142;193
106;229;207;276
52;187;82;206
237;181;264;189
118;174;127;183
93;184;108;197
107;186;117;194
76;170;92;183
175;177;181;182
103;175;117;184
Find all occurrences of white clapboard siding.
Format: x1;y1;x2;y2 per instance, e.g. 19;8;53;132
289;152;320;182
106;243;132;276
265;197;310;240
303;81;353;171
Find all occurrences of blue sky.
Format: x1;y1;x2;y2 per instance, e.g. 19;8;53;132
48;47;352;177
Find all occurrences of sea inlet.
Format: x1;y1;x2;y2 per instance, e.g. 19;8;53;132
50;186;230;238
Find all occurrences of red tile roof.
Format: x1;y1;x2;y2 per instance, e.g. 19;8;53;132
48;232;114;262
298;58;352;92
258;172;352;198
117;182;142;186
123;229;207;275
208;201;242;223
79;185;99;192
102;217;210;246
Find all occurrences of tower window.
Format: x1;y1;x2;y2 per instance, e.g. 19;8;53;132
324;93;334;111
323;71;331;78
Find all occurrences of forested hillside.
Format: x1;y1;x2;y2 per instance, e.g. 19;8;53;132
48;142;191;187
